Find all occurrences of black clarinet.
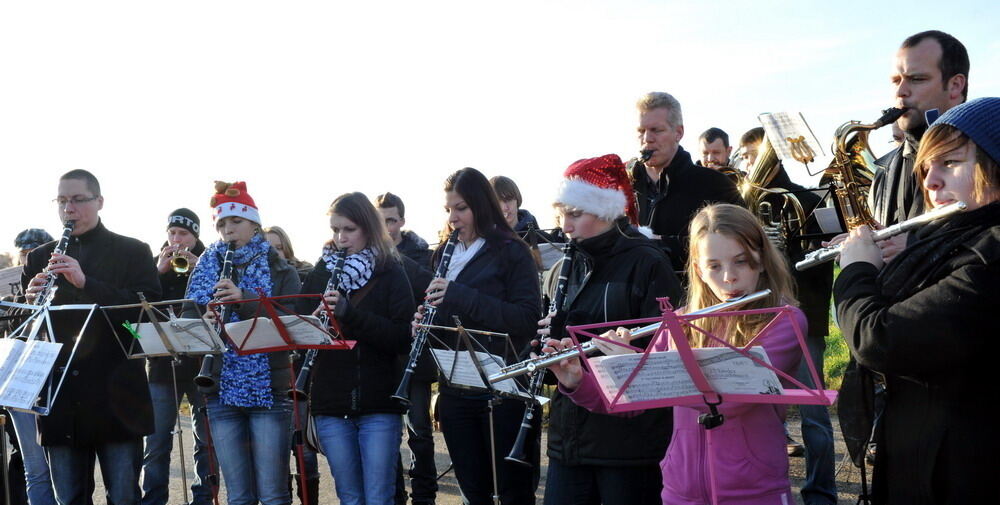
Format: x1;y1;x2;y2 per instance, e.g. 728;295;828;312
392;229;460;406
506;240;575;466
194;241;237;388
287;249;347;400
32;220;76;306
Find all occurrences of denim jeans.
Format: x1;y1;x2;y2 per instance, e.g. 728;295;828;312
45;440;143;505
141;380;213;505
10;410;57;505
315;413;402;505
205;394;292;505
797;338;838;505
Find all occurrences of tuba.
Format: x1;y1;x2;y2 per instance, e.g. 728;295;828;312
739;137;807;251
819;107;906;232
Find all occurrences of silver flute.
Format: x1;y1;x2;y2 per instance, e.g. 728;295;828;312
795;201;967;271
487;289;772;383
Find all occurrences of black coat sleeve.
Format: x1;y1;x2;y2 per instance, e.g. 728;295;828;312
86;241;162;305
442;241;541;349
834;260;1000;375
295;260;330;315
340;262;414;355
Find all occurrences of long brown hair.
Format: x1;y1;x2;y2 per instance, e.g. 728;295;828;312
684;204;796;347
328;192;399;268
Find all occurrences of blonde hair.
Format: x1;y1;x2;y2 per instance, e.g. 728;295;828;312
914;123;1000;208
636;92;683;127
684;204;796;347
263;226;300;263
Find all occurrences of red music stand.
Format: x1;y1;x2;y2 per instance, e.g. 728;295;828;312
209;293;355;355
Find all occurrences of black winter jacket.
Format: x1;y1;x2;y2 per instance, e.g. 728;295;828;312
398;231;433;272
432;236;541;397
148;240;206;385
629;147;744;273
547;220;683;466
834;202;1000;504
296;257;414;416
23;221;161;447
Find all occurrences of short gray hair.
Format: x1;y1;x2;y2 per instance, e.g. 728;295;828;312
636;92;683;127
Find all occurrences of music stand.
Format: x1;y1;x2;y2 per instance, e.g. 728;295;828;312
0;300;97;416
100;293;225;505
566;298;836;505
210;293;356;355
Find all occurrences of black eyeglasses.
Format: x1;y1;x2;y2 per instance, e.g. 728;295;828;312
53;196;99;207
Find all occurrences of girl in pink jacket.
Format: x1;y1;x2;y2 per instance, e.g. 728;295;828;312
544;204;805;505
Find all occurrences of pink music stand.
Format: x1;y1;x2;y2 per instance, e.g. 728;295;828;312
209;293;355;355
565;297;837;505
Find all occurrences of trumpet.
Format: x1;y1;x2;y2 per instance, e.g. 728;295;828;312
795;201;967;270
170;247;192;274
488;290;772;383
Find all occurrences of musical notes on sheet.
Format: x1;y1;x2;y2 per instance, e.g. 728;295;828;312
0;339;63;410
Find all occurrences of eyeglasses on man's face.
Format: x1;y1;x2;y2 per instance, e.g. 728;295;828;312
52;196;99;207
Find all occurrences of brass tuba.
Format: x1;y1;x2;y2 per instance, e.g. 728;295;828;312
819;107;906;231
739;137;807;251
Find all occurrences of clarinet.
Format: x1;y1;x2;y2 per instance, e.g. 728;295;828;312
287;249;347;400
32;220;76;306
506;240;574;466
392;229;460;406
194;241;237;389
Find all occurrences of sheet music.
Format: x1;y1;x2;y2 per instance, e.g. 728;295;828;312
537;242;566;271
758;112;825;170
0;266;23;297
0;339;63;410
227;315;332;351
431;349;548;405
132;318;224;357
590;346;783;404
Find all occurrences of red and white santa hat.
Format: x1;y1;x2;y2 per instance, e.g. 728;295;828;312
554;154;639;225
210;181;261;224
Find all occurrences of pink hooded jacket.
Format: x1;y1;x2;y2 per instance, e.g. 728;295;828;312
564;307;805;505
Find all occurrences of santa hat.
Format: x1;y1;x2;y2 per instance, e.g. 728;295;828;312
554;154;639;225
210;181;261;224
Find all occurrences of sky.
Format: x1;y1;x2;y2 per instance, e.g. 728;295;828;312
2;0;998;262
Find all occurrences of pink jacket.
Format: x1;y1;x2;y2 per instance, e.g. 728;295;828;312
564;307;805;505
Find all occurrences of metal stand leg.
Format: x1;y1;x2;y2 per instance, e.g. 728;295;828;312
170;359;191;505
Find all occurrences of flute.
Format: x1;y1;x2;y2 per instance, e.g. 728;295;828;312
795;201;967;271
488;289;771;383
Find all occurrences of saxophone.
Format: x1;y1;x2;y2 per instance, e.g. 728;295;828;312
819;107;907;231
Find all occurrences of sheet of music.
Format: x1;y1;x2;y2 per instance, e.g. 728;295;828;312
590;346;783;404
132;318;223;356
431;349;548;404
227;315;331;351
0;339;63;410
0;266;23;297
758;112;825;174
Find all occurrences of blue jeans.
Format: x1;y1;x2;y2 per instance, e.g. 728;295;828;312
205;394;292;505
45;440;143;505
797;338;838;505
10;410;57;505
315;413;402;505
141;380;213;505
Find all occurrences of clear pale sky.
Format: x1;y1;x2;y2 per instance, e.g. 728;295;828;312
2;0;998;261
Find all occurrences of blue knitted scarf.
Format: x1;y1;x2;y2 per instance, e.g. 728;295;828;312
187;233;275;407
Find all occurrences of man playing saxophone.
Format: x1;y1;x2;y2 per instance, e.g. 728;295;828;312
21;169;161;505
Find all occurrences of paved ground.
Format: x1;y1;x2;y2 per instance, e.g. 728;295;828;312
82;407;870;504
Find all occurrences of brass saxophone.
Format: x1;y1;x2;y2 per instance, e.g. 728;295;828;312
819;107;907;232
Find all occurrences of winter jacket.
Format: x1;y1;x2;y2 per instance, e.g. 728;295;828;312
566;306;806;505
183;244;301;396
398;230;433;272
432;236;541;397
23;221;161;447
513;209;540;233
547;219;682;467
296;256;414;416
834;201;1000;505
629;146;745;273
869;137;924;226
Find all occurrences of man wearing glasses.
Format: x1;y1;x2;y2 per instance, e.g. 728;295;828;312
21;169;160;505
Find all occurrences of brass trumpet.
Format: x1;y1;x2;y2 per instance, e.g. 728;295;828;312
170;247;191;274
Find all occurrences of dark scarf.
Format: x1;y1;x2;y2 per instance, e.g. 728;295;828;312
879;201;1000;297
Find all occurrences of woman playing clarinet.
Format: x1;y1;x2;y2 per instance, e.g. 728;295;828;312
413;167;541;505
295;192;414;505
185;181;301;505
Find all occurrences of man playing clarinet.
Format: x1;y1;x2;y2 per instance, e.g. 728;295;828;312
21;169;160;505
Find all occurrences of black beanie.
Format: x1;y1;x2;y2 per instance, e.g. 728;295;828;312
167;208;201;238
